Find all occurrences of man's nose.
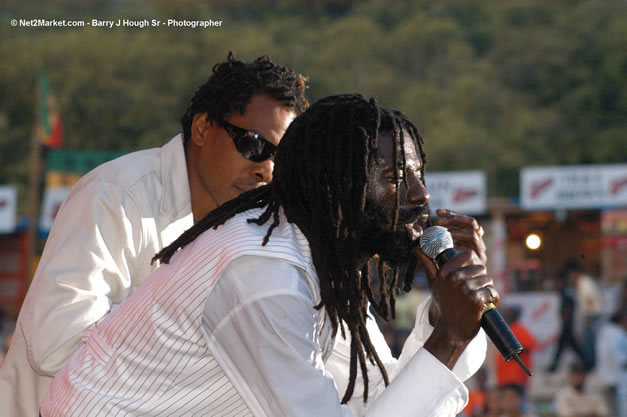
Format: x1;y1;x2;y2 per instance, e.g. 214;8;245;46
251;159;274;183
406;170;429;206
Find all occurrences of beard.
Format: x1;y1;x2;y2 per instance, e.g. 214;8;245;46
362;198;430;268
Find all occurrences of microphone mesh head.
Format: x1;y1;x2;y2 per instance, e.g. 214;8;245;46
419;226;454;259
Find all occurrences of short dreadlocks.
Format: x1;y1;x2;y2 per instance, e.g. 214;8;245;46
155;94;427;404
180;52;309;144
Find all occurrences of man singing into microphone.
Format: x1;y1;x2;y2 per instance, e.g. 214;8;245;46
40;94;495;416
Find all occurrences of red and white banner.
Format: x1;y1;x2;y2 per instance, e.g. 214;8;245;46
521;164;627;210
0;186;17;233
425;170;486;215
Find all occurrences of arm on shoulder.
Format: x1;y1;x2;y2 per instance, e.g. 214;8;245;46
24;179;145;375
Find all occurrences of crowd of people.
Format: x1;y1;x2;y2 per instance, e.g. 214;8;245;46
380;264;626;417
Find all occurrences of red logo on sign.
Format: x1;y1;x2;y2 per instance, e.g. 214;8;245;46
532;300;551;321
610;177;627;195
453;188;477;203
530;178;553;199
0;199;6;209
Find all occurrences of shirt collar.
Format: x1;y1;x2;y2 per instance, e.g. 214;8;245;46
160;134;192;221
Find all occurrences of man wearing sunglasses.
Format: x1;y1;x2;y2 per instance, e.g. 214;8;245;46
0;52;308;417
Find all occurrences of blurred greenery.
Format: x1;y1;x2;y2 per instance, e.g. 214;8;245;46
0;0;625;214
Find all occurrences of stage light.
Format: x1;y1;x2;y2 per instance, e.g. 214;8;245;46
525;233;542;250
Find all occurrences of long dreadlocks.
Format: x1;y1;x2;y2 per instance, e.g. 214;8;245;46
154;94;427;404
180;52;309;144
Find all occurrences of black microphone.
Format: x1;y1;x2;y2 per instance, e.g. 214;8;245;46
419;226;532;376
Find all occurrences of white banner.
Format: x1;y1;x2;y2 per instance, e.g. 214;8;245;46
40;187;71;232
425;170;486;215
521;164;627;210
0;186;17;233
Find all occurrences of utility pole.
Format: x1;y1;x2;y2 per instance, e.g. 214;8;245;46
26;123;43;282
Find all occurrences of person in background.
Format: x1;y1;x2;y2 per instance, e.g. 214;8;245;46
570;262;603;369
554;361;609;417
498;383;538;417
480;386;503;417
0;52;309;417
596;307;626;417
494;304;537;408
548;262;590;372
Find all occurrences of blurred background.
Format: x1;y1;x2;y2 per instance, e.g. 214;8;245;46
0;1;625;416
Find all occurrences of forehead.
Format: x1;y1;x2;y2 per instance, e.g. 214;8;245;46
373;131;422;167
228;94;296;146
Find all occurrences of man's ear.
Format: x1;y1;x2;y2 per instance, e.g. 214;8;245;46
190;113;212;145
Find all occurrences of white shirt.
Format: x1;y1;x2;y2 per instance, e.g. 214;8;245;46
40;207;486;417
554;385;609;417
596;321;625;387
576;275;603;316
0;135;193;417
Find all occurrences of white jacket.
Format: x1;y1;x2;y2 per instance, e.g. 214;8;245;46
40;207;486;416
0;135;193;417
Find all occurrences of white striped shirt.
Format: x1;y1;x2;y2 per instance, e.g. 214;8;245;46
40;207;486;416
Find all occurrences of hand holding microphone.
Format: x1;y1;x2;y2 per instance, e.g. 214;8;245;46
419;225;532;376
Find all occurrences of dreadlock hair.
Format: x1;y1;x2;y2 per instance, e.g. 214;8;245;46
154;93;427;404
180;52;309;144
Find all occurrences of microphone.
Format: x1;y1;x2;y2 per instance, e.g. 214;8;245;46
419;225;532;376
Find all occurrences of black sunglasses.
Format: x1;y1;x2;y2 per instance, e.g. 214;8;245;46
219;120;277;162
